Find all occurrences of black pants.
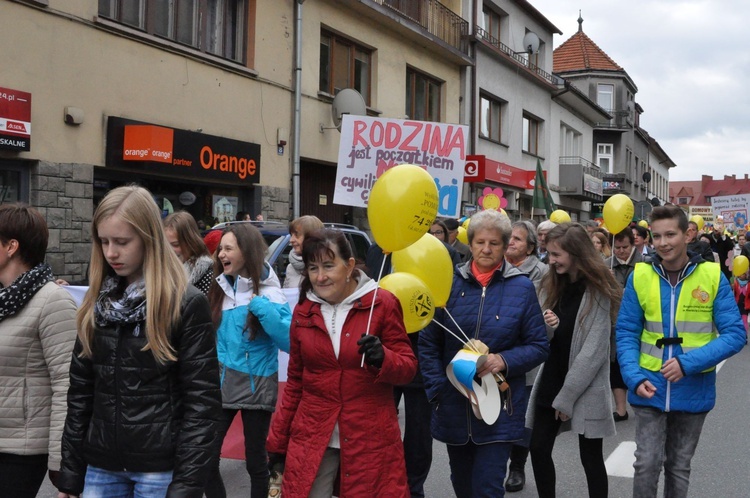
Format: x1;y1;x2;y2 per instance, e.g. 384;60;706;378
394;385;433;498
0;452;47;498
204;408;272;498
530;405;608;498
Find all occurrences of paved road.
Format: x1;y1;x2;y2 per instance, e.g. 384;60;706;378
37;345;750;497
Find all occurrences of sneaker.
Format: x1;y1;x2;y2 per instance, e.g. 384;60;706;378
613;411;629;422
268;471;282;498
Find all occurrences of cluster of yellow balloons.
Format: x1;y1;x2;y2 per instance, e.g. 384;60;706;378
367;165;453;333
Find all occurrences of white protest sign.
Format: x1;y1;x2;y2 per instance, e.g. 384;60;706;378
334;115;468;218
711;194;750;230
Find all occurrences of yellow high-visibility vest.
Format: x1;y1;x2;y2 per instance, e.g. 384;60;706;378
632;262;720;372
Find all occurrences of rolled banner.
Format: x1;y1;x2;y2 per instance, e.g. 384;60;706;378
446;349;501;425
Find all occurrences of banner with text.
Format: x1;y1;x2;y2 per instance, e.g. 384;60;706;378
334;115;468;218
711;194;750;230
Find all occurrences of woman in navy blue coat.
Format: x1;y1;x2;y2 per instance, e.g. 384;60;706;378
419;210;549;498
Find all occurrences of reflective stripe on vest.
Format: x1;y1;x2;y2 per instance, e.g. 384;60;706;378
632;262;720;371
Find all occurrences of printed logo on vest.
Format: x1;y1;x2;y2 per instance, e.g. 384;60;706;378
691;285;710;304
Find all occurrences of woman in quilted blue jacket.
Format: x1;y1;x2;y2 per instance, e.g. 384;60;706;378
419;209;549;498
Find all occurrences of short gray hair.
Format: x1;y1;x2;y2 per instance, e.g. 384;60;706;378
467;209;511;246
512;220;538;253
537;220;557;233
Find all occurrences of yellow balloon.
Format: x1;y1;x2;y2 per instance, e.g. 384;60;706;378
457;226;468;244
690;215;705;231
549;210;571;224
379;273;435;333
638;219;649;228
733;255;749;277
462;218;471;230
367;165;439;253
393;233;454;308
603;194;634;234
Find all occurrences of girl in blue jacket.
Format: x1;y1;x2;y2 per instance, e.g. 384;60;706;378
205;224;291;498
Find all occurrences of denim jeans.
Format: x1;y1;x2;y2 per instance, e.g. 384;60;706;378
632;406;708;498
446;441;512;498
82;465;172;498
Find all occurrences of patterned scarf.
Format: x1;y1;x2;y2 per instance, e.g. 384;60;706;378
94;276;147;336
0;263;53;323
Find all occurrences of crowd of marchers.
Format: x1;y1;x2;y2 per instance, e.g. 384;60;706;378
0;189;745;498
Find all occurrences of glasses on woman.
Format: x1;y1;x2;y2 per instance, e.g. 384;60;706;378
430;230;444;236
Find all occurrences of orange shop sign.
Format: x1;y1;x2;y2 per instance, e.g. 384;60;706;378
107;117;260;183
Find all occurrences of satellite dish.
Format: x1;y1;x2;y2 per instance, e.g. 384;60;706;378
650;197;661;207
522;32;540;55
642;172;652;183
331;89;367;131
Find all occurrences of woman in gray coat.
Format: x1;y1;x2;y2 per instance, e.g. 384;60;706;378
527;223;622;498
0;204;77;497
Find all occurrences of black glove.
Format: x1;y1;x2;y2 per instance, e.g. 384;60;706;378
48;469;60;488
357;334;384;368
268;452;286;475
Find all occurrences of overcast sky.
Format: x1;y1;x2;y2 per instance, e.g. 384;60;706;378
530;0;749;181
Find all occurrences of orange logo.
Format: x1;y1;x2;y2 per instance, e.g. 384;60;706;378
123;125;174;164
691;286;710;303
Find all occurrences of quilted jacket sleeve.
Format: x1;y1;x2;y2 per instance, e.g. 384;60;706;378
57;339;95;496
678;273;746;374
39;286;78;470
166;290;222;498
418;306;448;404
372;291;417;386
266;316;304;454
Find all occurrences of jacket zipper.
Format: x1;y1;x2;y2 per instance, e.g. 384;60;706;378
115;325;125;470
468;285;488;441
659;264;692;413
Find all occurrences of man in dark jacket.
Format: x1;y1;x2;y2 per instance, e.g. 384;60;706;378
707;217;735;279
686;220;715;262
443;218;471;262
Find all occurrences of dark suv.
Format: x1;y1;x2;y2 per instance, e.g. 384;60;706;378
209;221;371;285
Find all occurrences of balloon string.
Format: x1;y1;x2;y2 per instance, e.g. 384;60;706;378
430;319;481;354
610;233;615;270
443;307;473;344
361;252;388;368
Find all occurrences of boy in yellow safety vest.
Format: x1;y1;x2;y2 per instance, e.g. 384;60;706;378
616;204;745;498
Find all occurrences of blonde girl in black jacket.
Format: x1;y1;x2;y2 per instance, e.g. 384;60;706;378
57;185;221;498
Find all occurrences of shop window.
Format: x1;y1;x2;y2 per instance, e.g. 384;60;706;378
522;113;540;155
319;31;372;105
0;165;29;203
479;93;504;143
406;68;441;122
98;0;247;63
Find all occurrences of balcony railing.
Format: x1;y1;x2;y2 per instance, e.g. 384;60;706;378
595;109;633;129
559;156;601;177
375;0;469;54
475;27;561;87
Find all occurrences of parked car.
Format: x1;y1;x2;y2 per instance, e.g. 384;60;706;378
208;221;371;286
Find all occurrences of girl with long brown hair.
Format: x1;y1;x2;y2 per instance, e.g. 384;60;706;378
57;185;221;497
527;222;622;498
205;224;291;498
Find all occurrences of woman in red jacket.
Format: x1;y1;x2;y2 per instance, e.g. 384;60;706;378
267;229;417;497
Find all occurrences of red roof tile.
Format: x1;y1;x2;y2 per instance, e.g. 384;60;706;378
553;29;623;73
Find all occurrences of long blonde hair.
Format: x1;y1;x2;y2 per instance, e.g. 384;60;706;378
77;186;187;363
